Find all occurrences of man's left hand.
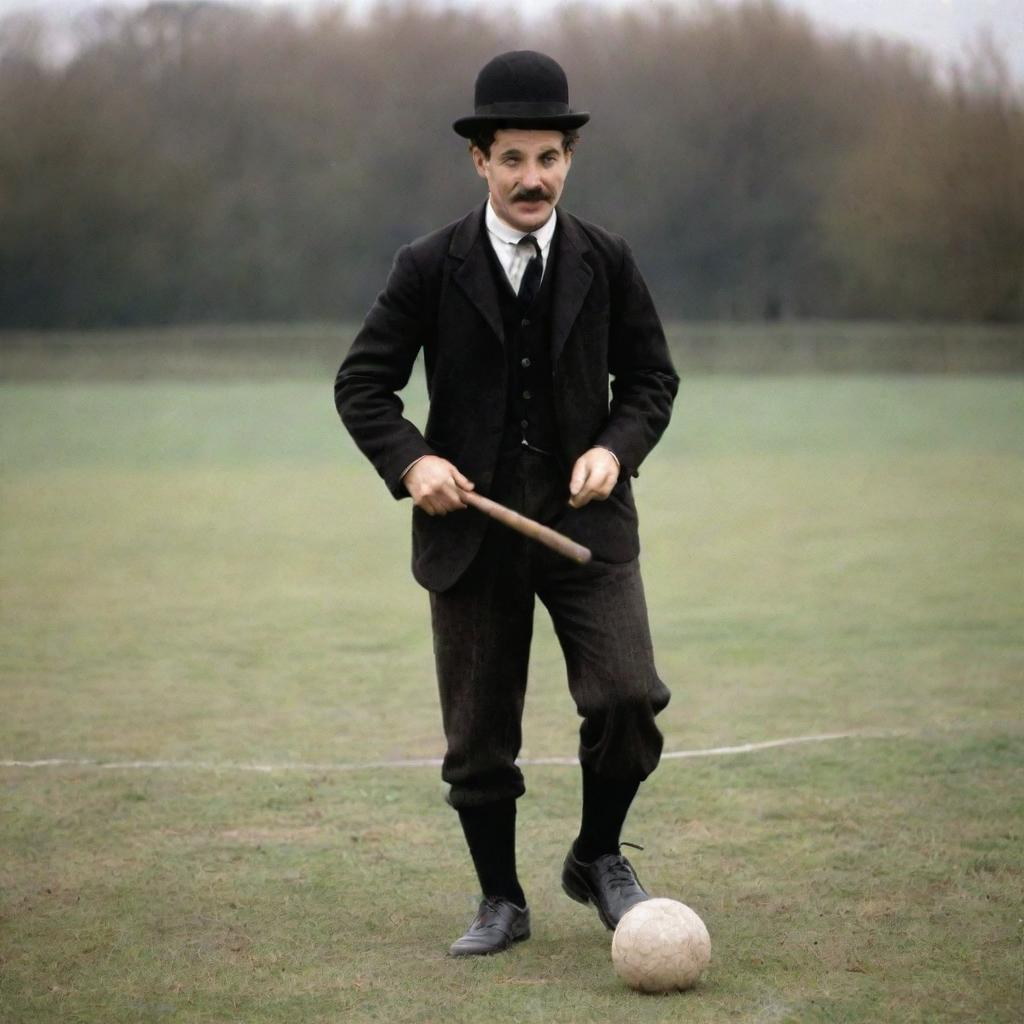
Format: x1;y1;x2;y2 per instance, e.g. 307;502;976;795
568;447;619;509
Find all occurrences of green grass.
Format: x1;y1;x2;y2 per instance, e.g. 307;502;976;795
2;319;1022;378
2;371;1022;1022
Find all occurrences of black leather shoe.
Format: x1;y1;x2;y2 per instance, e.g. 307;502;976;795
448;897;531;957
561;842;650;930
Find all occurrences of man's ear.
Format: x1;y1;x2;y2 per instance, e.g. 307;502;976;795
470;145;488;179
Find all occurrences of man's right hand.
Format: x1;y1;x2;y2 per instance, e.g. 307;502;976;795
403;456;474;515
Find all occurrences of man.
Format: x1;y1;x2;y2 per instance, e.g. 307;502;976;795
334;50;678;956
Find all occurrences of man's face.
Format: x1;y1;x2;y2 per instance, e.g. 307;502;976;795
471;128;573;232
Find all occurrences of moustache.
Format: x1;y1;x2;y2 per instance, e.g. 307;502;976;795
513;189;551;203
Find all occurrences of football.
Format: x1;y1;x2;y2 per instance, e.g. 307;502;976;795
611;898;711;993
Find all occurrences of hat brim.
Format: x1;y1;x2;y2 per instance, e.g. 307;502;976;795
452;111;590;138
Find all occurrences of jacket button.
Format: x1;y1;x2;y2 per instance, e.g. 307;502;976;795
520;419;529;429
521;357;531;368
522;390;531;400
521;318;530;327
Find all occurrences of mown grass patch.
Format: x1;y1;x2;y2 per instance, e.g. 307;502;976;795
2;373;1022;1021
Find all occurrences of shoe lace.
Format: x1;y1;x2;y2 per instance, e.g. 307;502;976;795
604;842;644;892
479;895;524;919
481;897;503;915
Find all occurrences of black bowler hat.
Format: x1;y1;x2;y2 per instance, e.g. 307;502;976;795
452;50;590;138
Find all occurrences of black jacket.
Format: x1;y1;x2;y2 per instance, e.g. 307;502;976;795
335;201;679;592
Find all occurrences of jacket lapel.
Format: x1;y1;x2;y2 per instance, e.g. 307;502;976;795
451;203;505;346
549;208;594;367
449;201;595;361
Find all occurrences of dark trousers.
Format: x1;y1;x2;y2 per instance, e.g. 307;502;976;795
429;450;671;810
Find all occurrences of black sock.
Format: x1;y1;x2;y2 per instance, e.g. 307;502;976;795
457;799;526;907
573;765;641;863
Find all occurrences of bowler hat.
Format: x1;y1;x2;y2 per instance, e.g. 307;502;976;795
452;50;590;138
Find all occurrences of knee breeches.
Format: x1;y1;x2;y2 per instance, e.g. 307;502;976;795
428;453;671;810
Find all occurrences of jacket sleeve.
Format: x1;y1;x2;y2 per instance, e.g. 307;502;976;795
334;244;434;499
593;239;679;478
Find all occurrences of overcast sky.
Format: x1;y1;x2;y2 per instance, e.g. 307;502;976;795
783;0;1021;76
3;0;1021;79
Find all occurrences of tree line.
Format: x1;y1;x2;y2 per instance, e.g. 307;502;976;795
0;0;1021;327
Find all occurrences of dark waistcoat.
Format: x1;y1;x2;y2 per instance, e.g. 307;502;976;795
484;225;562;461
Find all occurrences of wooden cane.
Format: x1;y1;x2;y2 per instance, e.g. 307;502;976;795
456;487;592;565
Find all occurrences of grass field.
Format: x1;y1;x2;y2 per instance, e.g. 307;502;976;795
2;362;1022;1022
2;319;1022;379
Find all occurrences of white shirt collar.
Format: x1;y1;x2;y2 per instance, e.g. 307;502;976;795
485;199;557;252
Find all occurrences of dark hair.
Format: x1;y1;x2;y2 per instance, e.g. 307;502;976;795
469;127;580;158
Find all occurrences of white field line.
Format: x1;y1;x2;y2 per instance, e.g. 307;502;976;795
0;729;908;774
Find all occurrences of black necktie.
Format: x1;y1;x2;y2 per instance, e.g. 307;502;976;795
517;235;543;309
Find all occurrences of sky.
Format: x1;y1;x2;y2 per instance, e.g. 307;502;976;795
2;0;1022;80
783;0;1021;77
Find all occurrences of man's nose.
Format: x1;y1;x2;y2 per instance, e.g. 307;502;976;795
521;163;543;188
